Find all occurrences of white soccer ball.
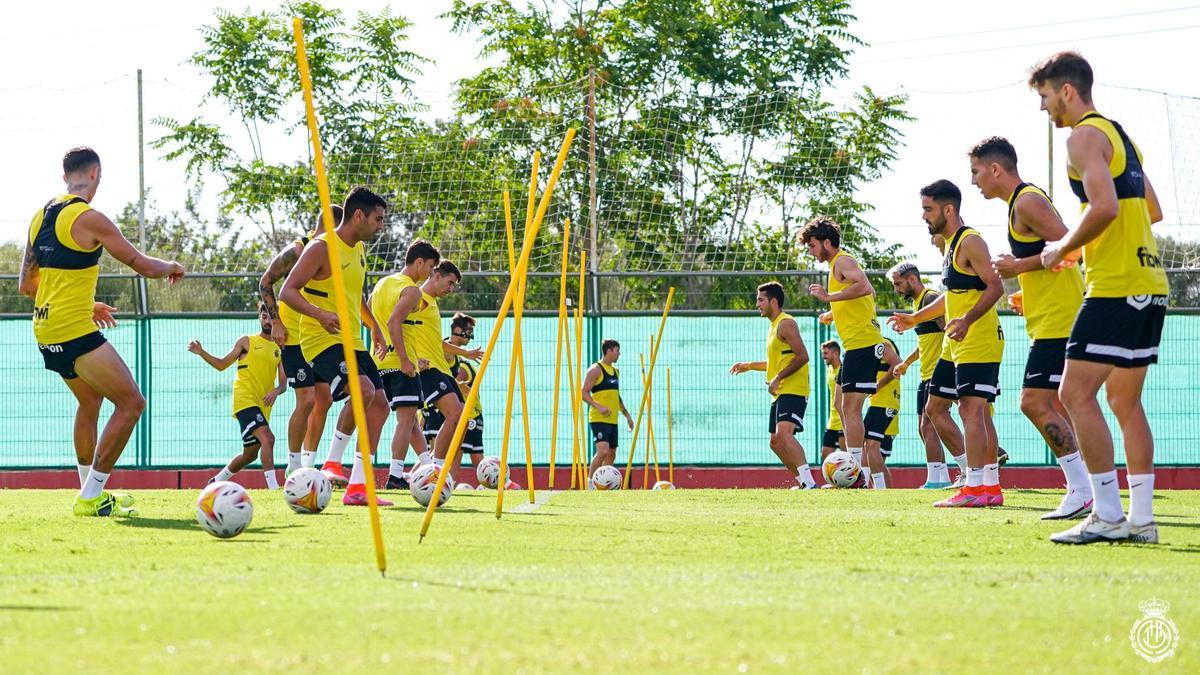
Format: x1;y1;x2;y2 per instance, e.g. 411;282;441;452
652;480;676;490
409;463;453;507
591;465;623;491
283;468;332;514
821;451;862;488
454;482;475;492
196;481;254;538
475;456;507;489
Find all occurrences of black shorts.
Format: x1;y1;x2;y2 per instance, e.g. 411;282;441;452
1067;295;1167;368
929;359;958;401
769;394;806;435
916;378;932;416
38;331;106;380
235;406;270;447
423;405;445;439
310;347;384;402
864;406;898;441
839;344;883;395
282;345;315;389
956;362;1001;402
1024;338;1068;390
420;369;464;407
880;435;894;457
591;421;619;448
381;369;423;410
461;415;484;454
821;428;844;449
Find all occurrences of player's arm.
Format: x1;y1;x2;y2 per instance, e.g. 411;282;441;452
826;255;874;302
876;341;903;389
996;194;1069;277
264;361;288;407
771;318;809;385
1043;128;1119;268
893;347;919;378
17;229;39;298
1144;173;1163;224
359;296;385;356
580;364;606;413
947;236;1003;339
889;294;944;332
385;286;423;376
259;241;303;344
188;336;247;371
80;210;184;281
729;361;767;374
279;240;338;334
442;340;485;361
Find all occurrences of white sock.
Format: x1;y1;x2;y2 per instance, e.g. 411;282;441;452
965;467;984;488
348;450;365;487
76;463;90;487
418;451;432;466
389;459;406;479
1057;452;1091;496
926;462;945;484
328;430;352;465
983;463;1000;487
871;472;886;489
795;465;815;488
300;450;316;468
1089;470;1124;522
1127;473;1155;526
214;465;235;482
952;453;967;472
264;470;280;490
79;468;110;500
433;457;445;469
848;447;863;467
939;464;952;483
286;452;301;473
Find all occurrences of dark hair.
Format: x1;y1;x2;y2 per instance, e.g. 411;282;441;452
798;216;841;249
601;339;620;355
63;147;101;175
343;186;387;222
433;259;461;280
1028;51;1093;102
821;340;841;354
313;204;344;233
919;179;962;211
451;312;476;332
756;281;785;308
257;301;268;314
968;136;1018;173
405;239;440;265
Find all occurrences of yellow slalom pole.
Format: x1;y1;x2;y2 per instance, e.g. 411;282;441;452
622;287;675;489
547;220;570;489
640;351;651;489
292;18;385;575
648;335;661;484
574;251;587;488
420;128;576;540
667;367;674;485
564;296;580;489
496;184;526;517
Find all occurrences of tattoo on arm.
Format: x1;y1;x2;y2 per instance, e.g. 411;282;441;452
260;247;299;320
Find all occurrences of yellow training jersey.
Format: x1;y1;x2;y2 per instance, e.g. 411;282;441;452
766;312;810;399
942;226;1004;364
1068;112;1169;298
868;337;901;412
404;291;451;376
826;364;842;431
454;355;484;418
369;273;417;370
277;236;310;347
232;334;281;417
912;289;945;382
588;361;621;424
28;195;101;345
828;251;882;350
297;233;367;362
1007;183;1084;340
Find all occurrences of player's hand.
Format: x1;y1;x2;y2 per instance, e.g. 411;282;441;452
1041;243;1080;272
946;317;971;342
187;340;203;355
729;362;749;375
767;376;781;396
317;311;340;335
992;253;1020;279
808;284;830;302
373;340;389;362
1008;290;1025;316
464;347;484;361
596;404;612;418
263;390;280;408
888;313;916;333
400;357;417;377
625;413;634;431
165;261;185;284
417;358;430;371
818;311;833;326
891;362;908;379
269;318;287;346
92;302;118;329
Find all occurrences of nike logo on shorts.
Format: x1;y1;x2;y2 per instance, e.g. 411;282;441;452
1026;372;1041;379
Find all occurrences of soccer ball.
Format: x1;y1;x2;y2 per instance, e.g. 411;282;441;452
409;463;453;507
283;468;332;514
475;456;506;489
821;451;862;488
195;481;253;538
591;465;623;491
454;482;475;492
652;480;676;490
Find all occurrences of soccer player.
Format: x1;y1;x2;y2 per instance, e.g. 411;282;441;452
19;147;184;516
582;339;636;476
863;337;902;489
729;282;816;489
887;262;961;489
1031;52;1169;544
969;135;1093;520
819;340;847;459
189;303;287;488
280;187;392;506
446;313;488;470
802;216;883;477
890;180;1005;508
369;240;441;488
259;206;338;476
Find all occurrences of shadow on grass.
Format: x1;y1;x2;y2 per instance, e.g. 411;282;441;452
0;605;80;612
386;575;616;605
113;518;302;535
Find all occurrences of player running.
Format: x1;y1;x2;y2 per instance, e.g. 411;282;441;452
189;303;287;488
730;282;816;489
1031;52;1169;544
280;187;392;506
582;339;636;476
863;336;902;489
969;135;1093;520
802;216;884;480
819;340;847;459
19;147;184;516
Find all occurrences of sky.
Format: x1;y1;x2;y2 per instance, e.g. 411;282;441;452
2;0;1199;271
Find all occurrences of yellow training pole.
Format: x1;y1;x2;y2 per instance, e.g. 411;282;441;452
420;128;575;540
667;367;674;485
648;335;661;484
292;18;385;575
564;296;581;489
640;351;651;489
547;219;570;489
622;287;675;489
575;251;587;487
496;184;526;517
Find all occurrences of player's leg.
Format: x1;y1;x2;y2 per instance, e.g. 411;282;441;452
432;391;465;463
1021;387;1091;519
934;390;989;508
63;375;102;486
589;436;615;475
343;373;393;506
1105;365;1155;536
820;429;838;461
917;380;950;488
863;438;885;489
287;386;314;473
880;437;893;488
253;424;279;489
69;343;145;516
839;391;868;468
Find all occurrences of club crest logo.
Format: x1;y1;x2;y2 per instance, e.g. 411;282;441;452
297;369;307;382
339;360;348;375
1130;598;1178;663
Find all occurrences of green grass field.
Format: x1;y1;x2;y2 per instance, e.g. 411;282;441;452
1;487;1196;673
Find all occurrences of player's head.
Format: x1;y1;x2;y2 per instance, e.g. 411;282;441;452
755;281;785;317
404;239;441;281
342;186;387;241
601;338;621;363
256;301;271;334
799;216;841;263
62;146;102;198
426;259;462;297
820;340;841;365
1029;51;1093;128
311;204;344;237
450;312;475;346
968;136;1019;200
919;179;961;236
888;261;921;299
